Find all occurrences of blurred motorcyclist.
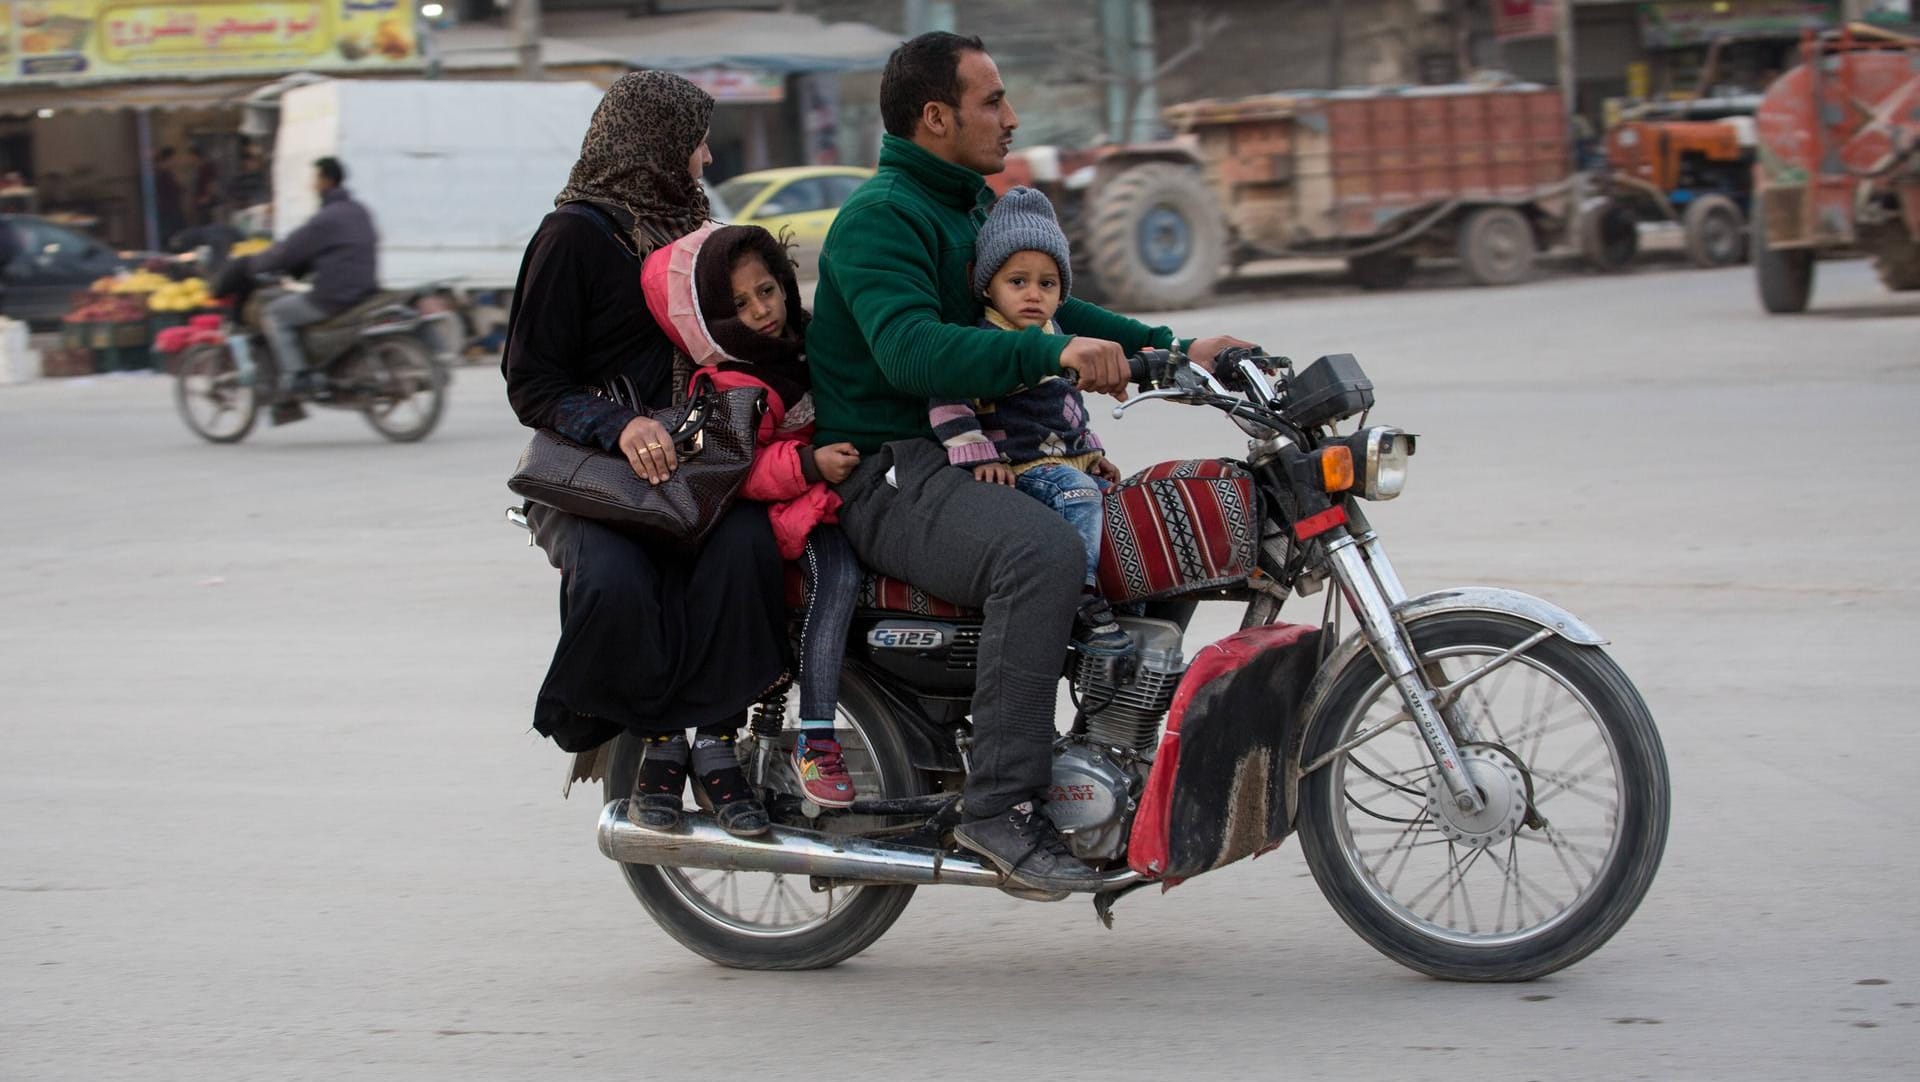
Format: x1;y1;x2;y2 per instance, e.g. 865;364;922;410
243;157;379;394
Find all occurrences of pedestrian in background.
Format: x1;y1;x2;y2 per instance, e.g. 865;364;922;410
184;145;221;227
151;146;185;249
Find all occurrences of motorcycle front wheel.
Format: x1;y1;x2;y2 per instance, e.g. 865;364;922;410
357;337;446;443
1296;611;1669;981
174;343;259;444
605;669;921;970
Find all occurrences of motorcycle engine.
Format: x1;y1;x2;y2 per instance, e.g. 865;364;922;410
1070;617;1187;758
1044;738;1137;861
1045;617;1188;862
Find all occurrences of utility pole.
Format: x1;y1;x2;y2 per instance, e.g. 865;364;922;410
1554;0;1578;123
1329;0;1345;88
512;0;543;79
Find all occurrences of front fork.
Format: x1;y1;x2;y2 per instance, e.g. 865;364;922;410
1323;525;1486;815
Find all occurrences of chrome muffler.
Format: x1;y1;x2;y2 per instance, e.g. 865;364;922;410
596;800;1141;893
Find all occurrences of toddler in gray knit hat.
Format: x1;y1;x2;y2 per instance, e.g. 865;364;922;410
927;186;1135;658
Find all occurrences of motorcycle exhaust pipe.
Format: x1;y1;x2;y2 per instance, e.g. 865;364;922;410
596;800;1140;893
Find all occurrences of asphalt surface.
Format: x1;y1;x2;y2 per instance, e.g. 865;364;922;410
4;258;1917;1080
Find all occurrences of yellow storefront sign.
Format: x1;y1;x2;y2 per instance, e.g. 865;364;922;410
3;0;420;82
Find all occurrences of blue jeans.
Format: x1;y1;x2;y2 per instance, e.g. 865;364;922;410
261;291;331;388
1014;463;1108;588
797;525;860;723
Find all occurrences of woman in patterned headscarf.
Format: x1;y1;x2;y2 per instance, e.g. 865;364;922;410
503;72;786;836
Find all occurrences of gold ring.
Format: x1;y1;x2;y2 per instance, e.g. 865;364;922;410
643;442;663;451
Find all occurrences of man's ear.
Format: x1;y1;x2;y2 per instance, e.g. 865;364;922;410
920;100;950;139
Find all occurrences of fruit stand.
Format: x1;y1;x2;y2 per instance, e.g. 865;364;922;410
49;269;218;376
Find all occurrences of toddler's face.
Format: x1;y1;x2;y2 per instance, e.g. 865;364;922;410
985;251;1062;329
730;254;786;338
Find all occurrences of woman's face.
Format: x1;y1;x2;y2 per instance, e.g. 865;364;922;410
730;254;787;338
687;132;713;180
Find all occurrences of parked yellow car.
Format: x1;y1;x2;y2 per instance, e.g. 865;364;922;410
713;166;875;276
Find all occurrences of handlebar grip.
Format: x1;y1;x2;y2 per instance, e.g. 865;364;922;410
1128;352;1153;386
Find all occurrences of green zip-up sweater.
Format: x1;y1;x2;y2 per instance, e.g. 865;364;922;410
809;135;1179;453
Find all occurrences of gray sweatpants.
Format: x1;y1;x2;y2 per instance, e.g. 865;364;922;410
261;291;332;387
836;438;1083;818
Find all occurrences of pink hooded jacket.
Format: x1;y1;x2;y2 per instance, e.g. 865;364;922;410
640;225;839;560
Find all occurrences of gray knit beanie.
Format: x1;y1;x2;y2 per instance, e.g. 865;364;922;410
973;186;1072;300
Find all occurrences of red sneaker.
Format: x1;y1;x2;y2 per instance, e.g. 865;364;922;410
791;735;857;808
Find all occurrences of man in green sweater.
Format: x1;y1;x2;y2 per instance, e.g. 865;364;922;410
809;32;1251;893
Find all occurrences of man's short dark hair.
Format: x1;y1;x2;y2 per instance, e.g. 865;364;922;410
315;157;345;186
879;31;987;139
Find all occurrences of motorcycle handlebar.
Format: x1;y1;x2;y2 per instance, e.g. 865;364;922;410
1061;345;1275;393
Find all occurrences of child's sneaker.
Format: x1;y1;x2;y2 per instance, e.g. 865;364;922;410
791;733;857;808
1073;595;1136;657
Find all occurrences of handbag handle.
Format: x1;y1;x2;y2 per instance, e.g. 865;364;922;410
669;394;710;456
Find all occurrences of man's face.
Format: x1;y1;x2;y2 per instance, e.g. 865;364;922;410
941;50;1017;175
312;170;333;197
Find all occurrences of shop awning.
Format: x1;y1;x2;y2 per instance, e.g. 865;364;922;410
431;10;901;77
0;77;273;117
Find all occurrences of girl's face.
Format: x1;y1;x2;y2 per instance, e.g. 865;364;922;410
984;251;1062;329
730;254;787;338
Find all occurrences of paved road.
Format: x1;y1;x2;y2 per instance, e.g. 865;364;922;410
4;260;1916;1080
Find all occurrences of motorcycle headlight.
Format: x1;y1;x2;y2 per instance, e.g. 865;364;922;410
1351;427;1416;500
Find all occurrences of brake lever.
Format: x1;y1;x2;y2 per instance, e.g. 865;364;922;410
1109;388;1193;419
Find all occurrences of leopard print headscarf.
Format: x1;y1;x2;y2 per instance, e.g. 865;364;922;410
555;71;715;260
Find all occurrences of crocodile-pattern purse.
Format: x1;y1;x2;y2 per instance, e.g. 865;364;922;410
509;384;765;547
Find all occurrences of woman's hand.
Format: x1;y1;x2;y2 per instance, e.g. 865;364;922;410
618;415;679;484
972;462;1017;487
812;443;861;485
1091;457;1123;484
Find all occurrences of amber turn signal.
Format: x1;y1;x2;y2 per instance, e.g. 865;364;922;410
1317;446;1355;492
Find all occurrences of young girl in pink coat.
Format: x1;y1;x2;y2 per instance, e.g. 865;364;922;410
642;223;862;807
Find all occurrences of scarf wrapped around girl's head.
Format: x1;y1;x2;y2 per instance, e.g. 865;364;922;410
641;223;811;413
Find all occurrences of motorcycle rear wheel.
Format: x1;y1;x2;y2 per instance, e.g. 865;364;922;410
357;337;446;443
605;669;921;970
1297;612;1669;981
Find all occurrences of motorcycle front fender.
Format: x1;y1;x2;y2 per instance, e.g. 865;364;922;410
1284;586;1608;822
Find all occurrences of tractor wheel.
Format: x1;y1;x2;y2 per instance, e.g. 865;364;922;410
1086;163;1226;311
1682;194;1748;268
1753;209;1814;314
1347;250;1417;290
1577;196;1640;272
1872;242;1920;292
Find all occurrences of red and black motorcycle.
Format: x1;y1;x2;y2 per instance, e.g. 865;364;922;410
561;348;1670;981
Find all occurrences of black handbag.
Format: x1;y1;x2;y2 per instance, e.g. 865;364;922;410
509;383;765;547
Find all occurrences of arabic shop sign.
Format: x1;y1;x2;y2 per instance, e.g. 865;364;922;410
1637;1;1837;48
3;0;422;82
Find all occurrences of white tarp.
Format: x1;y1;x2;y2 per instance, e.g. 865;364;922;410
273;79;604;290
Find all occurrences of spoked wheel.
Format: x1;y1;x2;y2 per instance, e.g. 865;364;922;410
605;670;921;969
174;344;260;444
356;337;446;443
1297;613;1669;981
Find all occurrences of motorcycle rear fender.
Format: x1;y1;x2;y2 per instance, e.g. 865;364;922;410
356;307;422;335
1285;587;1606;822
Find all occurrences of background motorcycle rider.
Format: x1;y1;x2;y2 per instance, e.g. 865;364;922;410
243;157;379;401
805;31;1252;894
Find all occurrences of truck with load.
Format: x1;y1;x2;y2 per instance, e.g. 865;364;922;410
992;82;1579;309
